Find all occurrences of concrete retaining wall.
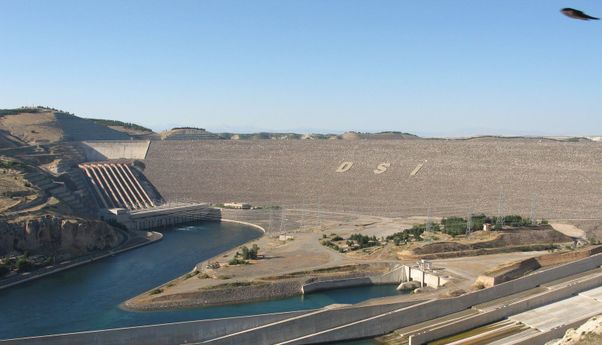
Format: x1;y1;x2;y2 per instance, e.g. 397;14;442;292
302;277;373;294
0;310;312;345
511;318;590;345
408;272;602;345
80;141;150;161
371;265;405;284
9;254;602;345
282;253;602;344
204;301;419;345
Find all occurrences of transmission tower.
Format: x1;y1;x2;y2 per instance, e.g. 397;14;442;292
317;193;323;230
268;208;274;232
530;193;539;225
466;209;473;235
497;189;505;229
279;208;286;233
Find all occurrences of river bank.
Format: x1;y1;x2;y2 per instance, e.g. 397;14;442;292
0;222;265;339
122;213;427;312
123;263;393;311
0;230;162;291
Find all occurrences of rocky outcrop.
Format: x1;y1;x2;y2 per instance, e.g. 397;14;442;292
0;216;123;258
547;315;602;345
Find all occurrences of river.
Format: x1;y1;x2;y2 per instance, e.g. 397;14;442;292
0;222;399;341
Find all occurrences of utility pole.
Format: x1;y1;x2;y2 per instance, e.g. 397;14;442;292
426;207;432;232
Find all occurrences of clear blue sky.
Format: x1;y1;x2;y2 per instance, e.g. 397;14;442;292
1;1;601;136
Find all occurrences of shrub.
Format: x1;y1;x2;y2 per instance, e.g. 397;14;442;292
240;244;260;260
387;224;432;244
229;258;248;265
321;240;340;251
348;234;379;250
441;217;467;236
149;288;163;295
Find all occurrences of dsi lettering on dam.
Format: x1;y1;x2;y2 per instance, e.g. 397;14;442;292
141;139;602;219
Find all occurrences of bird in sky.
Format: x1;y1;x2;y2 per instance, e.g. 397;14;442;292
561;8;599;20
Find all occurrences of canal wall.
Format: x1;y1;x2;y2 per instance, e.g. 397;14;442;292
302;277;373;294
6;254;602;345
408;272;602;345
301;264;421;294
0;310;311;345
301;264;448;294
281;253;602;344
204;300;420;345
220;219;266;233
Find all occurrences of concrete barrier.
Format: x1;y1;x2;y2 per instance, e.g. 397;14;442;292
79;141;150;161
371;265;405;284
203;301;419;345
302;277;373;294
0;310;312;345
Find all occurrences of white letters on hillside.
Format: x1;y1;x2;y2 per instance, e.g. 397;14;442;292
335;161;423;175
373;162;391;174
336;161;354;173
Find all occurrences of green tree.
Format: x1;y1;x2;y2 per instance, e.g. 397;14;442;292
250;244;260;259
241;246;250;260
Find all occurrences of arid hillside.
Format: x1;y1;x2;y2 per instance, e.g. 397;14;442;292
0;108;130;144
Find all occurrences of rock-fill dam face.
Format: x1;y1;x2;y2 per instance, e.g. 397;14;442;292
142;139;602;219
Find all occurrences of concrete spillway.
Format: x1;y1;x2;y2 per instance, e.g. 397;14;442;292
79;162;155;210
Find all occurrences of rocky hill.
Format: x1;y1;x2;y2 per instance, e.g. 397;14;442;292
161;127;223;140
88;118;159;140
0;107;130;144
0;216;123;258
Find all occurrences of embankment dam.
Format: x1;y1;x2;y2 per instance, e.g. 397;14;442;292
141;139;602;219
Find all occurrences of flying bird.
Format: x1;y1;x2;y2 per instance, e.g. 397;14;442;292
561;8;599;20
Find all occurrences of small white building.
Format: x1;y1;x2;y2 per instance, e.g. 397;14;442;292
224;202;251;209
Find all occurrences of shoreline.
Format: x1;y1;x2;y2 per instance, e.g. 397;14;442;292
0;231;163;291
220;218;267;233
122;263;395;312
122;218;269;311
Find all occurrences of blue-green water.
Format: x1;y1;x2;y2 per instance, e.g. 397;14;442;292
0;222;401;340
